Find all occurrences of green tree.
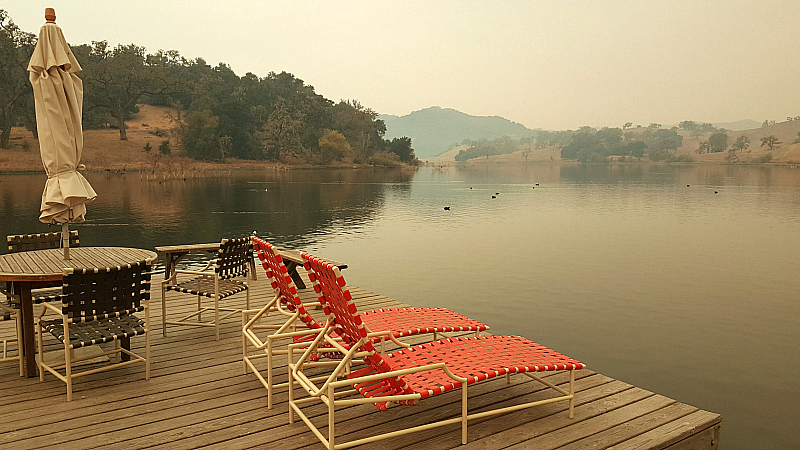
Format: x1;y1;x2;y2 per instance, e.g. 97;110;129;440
159;140;171;155
644;128;683;161
0;10;35;148
707;131;728;153
731;135;750;153
259;97;305;160
760;135;781;151
178;109;222;160
316;129;351;164
386;136;416;163
82;41;185;140
332;100;385;162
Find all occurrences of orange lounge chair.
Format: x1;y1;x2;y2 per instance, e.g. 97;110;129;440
242;236;489;409
287;253;585;448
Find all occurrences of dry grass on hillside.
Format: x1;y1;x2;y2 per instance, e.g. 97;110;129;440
0;105;279;174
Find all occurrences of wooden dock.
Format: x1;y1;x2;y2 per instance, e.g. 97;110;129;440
0;269;721;449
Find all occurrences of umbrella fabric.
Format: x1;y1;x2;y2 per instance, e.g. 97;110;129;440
28;23;96;224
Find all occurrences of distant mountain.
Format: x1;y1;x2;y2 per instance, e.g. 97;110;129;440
711;119;761;131
380;107;537;159
666;119;761;131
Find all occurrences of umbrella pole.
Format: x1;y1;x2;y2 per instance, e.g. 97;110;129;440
62;222;70;260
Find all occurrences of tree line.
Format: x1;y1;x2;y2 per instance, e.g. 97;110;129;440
0;10;417;166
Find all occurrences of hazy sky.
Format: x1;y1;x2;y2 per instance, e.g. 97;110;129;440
5;1;799;130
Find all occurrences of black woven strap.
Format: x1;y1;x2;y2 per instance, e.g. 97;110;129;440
41;315;146;349
216;237;250;280
61;260;152;323
7;230;79;253
165;277;247;299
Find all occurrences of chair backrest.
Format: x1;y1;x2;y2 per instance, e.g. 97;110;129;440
250;236;324;329
216;238;251;279
61;259;153;323
302;252;413;398
7;231;80;253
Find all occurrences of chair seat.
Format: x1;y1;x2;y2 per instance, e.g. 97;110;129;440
349;335;585;410
165;276;247;299
360;308;489;338
29;287;63;304
301;307;490;359
41;315;146;349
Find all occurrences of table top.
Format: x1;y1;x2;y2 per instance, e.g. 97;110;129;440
155;243;219;253
0;247;158;282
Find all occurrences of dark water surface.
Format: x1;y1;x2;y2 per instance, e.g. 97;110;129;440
2;164;799;448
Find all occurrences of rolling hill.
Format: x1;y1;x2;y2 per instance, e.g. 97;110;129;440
380;107;537;159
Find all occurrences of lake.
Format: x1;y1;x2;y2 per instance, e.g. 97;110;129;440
2;163;799;448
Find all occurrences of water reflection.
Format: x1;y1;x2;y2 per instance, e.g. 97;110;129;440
0;167;415;258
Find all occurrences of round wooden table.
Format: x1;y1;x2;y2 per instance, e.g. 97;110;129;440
0;247;157;377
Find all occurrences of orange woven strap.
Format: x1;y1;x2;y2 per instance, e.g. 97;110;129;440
361;307;488;338
251;236;321;327
304;251;416;409
386;335;585;400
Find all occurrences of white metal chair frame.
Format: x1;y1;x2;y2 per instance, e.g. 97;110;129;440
243;293;414;409
0;301;24;376
287;324;578;449
162;238;251;341
36;260;153;402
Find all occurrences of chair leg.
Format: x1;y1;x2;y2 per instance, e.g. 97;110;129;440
36;317;44;381
328;384;335;450
242;311;248;375
462;383;468;444
214;294;220;341
197;294;202;322
569;369;575;418
161;283;168;337
267;336;273;409
146;304;151;381
64;345;73;402
288;345;294;424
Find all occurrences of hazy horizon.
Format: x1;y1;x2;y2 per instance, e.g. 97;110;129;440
5;0;799;131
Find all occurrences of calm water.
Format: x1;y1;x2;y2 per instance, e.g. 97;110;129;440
2;164;799;448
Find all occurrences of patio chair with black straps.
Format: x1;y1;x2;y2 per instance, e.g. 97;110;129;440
162;237;250;341
3;231;80;307
287;253;586;448
36;259;154;401
243;236;489;409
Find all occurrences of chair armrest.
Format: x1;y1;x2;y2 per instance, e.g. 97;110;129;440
330;362;467;389
38;301;63;319
174;269;216;277
364;329;413;349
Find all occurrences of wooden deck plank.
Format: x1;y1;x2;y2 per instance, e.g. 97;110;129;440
608;410;722;450
557;403;699;450
0;269;721;450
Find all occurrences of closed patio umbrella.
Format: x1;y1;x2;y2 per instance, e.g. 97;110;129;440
27;8;96;259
